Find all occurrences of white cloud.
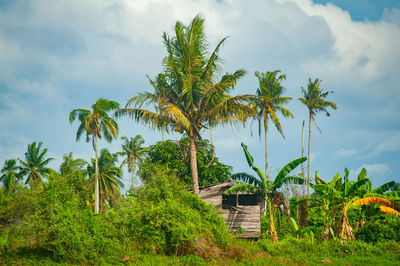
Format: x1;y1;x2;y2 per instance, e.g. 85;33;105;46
349;163;390;178
375;132;400;153
280;0;400;102
333;148;358;158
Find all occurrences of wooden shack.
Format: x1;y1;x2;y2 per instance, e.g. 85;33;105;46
199;182;261;238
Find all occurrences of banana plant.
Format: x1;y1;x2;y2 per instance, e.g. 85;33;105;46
311;168;399;241
225;142;306;242
353;168;399;229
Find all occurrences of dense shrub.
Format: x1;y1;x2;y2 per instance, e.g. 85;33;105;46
0;165;233;263
110;165;231;255
355;215;400;242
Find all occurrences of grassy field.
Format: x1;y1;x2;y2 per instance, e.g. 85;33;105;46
3;238;399;265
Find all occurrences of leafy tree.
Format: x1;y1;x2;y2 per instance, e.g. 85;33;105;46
298;78;337;196
1;159;22;193
139;138;231;187
116;15;254;194
69;98;120;213
87;148;123;211
252;70;293;180
226;142;306;242
19;141;54;186
59;152;87;176
118;135;146;189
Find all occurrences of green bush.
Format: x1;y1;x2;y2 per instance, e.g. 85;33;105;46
355;215;400;242
111;165;231;255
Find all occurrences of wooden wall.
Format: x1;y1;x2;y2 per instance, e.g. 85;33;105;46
199;183;261;238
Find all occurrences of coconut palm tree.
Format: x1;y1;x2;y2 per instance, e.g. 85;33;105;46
87;149;123;212
69;98;119;213
1;159;22;193
59;152;87;176
116;15;254;195
253;70;293;180
225;142;306;242
118;135;146;188
298;78;337;196
19;142;54;186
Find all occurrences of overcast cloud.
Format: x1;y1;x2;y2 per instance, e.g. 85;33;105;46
0;0;399;188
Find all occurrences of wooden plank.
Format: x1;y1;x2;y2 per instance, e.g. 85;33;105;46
234;232;260;238
222;218;260;223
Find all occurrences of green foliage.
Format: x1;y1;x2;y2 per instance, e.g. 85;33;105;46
87;148;123;208
257;238;400;265
19;141;54;185
139;138;232;187
0;164;234;263
119;165;231;254
355;215;400;242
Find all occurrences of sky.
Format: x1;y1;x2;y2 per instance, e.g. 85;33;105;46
0;0;399;190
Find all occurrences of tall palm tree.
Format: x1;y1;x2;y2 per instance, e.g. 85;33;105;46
69;98;119;213
253;70;293;180
116;15;254;195
225;142;306;242
19;142;54;185
298;78;337;196
87;149;123;212
118;135;146;188
1;159;22;193
59;152;87;176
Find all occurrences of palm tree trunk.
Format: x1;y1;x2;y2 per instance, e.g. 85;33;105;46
131;156;135;189
264;114;269;180
297;120;306;225
269;201;278;242
95;135;99;214
162;128;165;141
210;125;214;146
307;112;312;197
189;133;199;195
301;120;305;197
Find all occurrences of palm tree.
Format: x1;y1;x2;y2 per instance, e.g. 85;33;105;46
116;15;254;195
19;142;54;185
1;159;22;193
225;142;306;242
298;78;337;196
69;98;119;213
118;135;146;188
87;149;123;212
60;152;87;176
253;70;293;180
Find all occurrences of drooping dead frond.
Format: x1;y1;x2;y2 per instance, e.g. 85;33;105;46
379;205;400;216
353;197;392;206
